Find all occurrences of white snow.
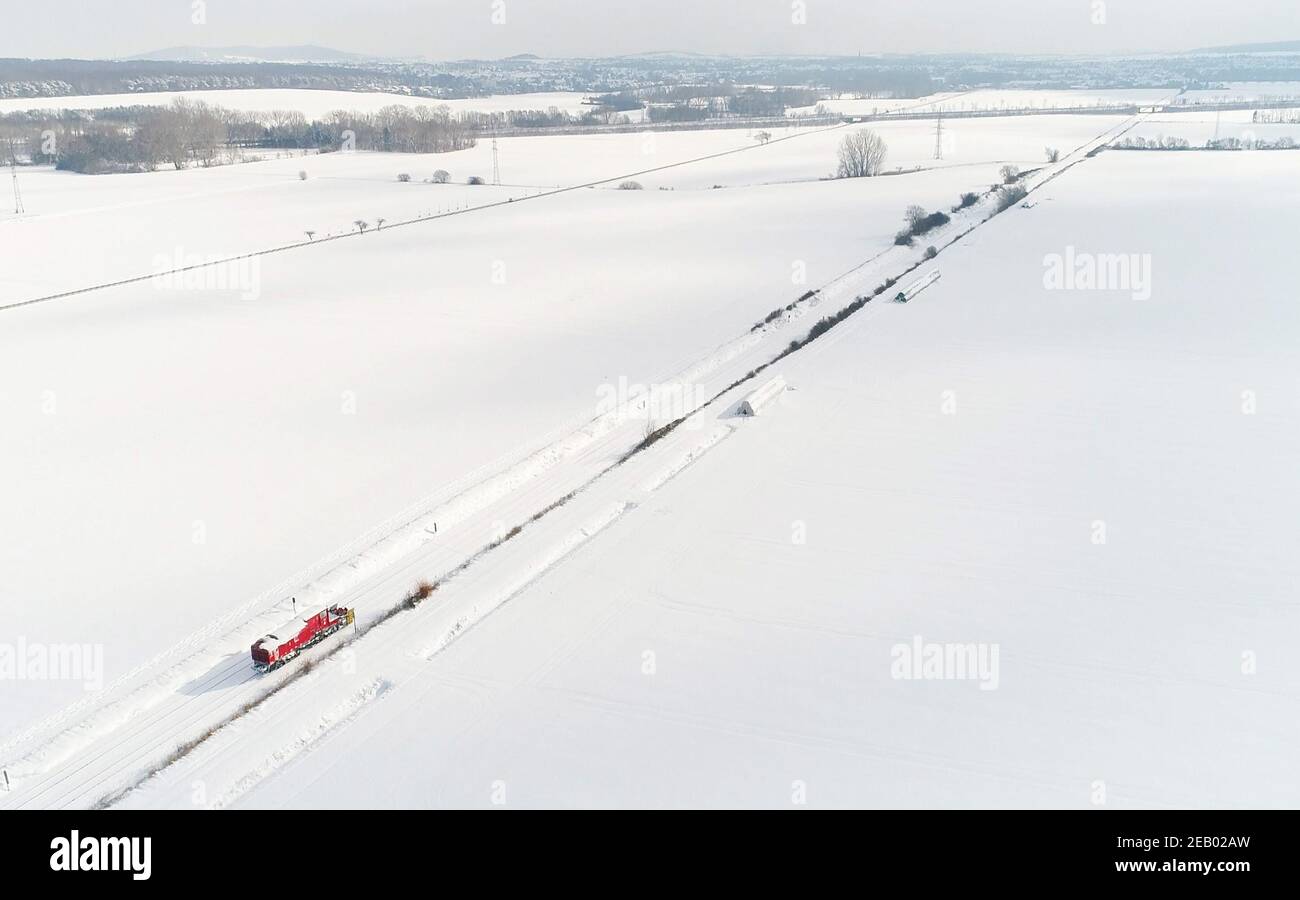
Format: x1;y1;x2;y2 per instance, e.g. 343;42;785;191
1124;115;1300;145
0;115;1129;302
903;88;1183;113
2;120;1027;737
5;97;1296;809
117;150;1300;809
1177;81;1300;105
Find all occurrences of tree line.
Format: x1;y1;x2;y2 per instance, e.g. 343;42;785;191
2;99;481;174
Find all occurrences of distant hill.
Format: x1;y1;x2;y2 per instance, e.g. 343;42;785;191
126;45;378;63
1191;40;1300;54
619;51;712;59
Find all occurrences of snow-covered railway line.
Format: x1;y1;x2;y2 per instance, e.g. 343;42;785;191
1;113;1139;810
0;252;865;809
15;319;808;808
13;666;261;810
0;392;705;805
7;442;626;808
118;426;747;808
0;407;597;766
29;413;706;808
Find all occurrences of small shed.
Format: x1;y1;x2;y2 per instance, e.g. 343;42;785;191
895;269;941;303
736;376;787;417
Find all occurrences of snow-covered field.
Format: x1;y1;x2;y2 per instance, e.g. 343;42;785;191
0;89;596;118
7;83;1295;124
105;149;1300;810
787;87;1220;119
1176;81;1300;105
3;114;1051;736
1;115;1127;302
907;88;1182;113
907;84;1300;114
786;92;968;117
1125;112;1300;145
3;94;1295;809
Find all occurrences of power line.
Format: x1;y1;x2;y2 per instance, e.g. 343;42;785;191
934;113;944;160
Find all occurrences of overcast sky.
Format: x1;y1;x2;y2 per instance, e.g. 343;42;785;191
3;0;1296;60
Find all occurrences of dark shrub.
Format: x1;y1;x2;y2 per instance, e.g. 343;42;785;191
403;580;437;610
994;185;1029;212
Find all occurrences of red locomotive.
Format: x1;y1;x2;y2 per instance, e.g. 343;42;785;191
251;604;355;672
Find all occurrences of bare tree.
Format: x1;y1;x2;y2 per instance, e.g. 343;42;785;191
186;99;227;167
355;219;369;233
432;169;451;184
151;101;190;170
755;131;773;145
1045;147;1060;163
1000;164;1021;184
305;230;316;241
836;128;888;178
